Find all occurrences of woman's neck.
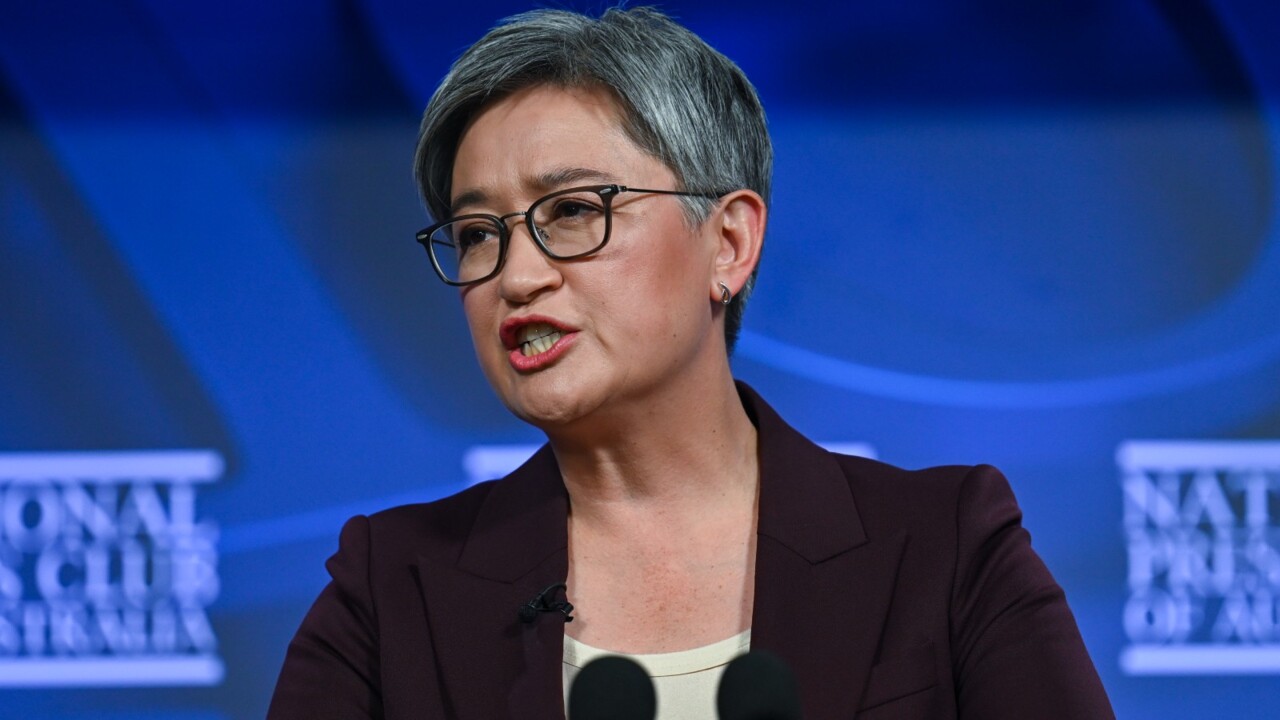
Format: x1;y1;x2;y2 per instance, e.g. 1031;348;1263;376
552;366;761;651
546;368;760;528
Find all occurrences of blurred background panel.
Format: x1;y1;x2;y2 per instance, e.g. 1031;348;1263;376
1;0;1278;717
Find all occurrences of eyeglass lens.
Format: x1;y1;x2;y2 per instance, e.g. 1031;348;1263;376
426;187;611;284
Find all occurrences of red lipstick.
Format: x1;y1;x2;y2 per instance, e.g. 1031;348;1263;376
499;315;578;372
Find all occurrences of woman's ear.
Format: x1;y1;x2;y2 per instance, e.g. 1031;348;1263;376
709;189;767;302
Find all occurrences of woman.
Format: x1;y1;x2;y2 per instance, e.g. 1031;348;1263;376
269;7;1113;719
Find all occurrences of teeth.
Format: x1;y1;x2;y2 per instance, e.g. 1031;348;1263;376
520;331;562;357
516;322;558;344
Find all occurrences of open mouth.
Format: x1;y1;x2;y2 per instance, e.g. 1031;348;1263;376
515;322;564;357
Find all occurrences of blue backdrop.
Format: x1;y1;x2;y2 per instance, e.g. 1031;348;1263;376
2;0;1279;717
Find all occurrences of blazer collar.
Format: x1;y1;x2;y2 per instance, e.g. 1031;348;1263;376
455;444;569;584
738;381;868;561
418;446;571;719
740;382;906;718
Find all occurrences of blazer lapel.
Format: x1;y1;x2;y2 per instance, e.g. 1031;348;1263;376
416;445;570;719
742;385;908;720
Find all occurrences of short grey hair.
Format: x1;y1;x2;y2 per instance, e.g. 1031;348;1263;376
414;6;772;353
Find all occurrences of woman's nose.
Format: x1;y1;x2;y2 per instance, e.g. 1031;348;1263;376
498;222;563;303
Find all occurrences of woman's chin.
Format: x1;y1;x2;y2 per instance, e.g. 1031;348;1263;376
500;382;602;430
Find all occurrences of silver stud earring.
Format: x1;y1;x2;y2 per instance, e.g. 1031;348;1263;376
718;282;733;306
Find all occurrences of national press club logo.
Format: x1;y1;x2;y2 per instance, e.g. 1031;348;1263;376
1120;441;1280;674
0;450;223;687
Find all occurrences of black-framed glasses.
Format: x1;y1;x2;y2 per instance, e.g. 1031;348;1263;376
415;184;729;286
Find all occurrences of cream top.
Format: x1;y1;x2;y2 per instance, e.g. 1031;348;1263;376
563;630;751;719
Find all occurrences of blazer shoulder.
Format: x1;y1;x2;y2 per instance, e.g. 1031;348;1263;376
830;453;1019;531
830;451;990;496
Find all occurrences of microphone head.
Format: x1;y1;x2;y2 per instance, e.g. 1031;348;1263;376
716;651;803;720
568;655;656;720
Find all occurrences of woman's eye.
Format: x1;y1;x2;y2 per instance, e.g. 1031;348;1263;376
552;199;601;221
457;225;496;249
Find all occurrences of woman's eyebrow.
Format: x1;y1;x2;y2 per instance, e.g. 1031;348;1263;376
449;188;489;215
449;168;622;214
532;166;621;189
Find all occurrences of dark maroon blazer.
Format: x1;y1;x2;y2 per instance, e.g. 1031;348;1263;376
268;384;1113;719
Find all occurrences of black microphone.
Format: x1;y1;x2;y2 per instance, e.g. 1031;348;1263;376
568;655;656;720
518;582;575;624
717;651;803;720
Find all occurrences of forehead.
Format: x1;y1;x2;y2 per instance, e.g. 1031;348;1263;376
450;84;663;204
